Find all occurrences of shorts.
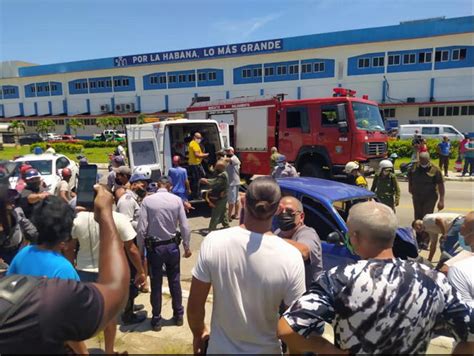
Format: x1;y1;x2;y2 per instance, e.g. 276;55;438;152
77;270;99;283
228;185;239;204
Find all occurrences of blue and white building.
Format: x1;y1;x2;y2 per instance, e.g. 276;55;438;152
0;15;473;136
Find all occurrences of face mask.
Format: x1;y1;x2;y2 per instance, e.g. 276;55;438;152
277;211;297;231
27;182;41;192
136;188;147;198
196;138;202;144
226;154;233;158
458;234;472;252
277;162;285;168
420;163;430;168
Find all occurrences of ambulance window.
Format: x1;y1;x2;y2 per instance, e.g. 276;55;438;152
131;141;157;166
286;107;309;133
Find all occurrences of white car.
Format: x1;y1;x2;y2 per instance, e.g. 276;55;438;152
41;133;62;141
12;154;79;194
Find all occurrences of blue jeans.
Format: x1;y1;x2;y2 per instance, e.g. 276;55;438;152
441;217;464;255
147;242;183;322
463;157;474;176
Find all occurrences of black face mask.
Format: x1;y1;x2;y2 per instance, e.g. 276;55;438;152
226;154;233;158
27;182;41;193
136;188;147;198
277;211;297;231
115;177;122;185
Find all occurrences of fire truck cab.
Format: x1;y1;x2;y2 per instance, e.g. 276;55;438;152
187;89;388;179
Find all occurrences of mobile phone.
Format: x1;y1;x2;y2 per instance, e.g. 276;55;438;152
76;164;98;210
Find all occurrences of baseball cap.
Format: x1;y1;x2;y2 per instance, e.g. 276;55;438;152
114;166;132;175
113;155;125;166
20;164;33;175
24;168;41;181
419;152;430;159
129;173;151;183
224;146;234;151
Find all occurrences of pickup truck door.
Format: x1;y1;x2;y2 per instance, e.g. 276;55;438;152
126;124;162;180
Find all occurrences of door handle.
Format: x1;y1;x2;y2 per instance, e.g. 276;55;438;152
284;132;290;137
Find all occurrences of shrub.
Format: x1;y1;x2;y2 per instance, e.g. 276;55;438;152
388;139;460;159
82;141;125;148
30;142;83;154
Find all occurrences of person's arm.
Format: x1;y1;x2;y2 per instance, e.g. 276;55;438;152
136;202;149;256
435;217;449;236
278;318;347;355
178;201;192;258
283;238;310;260
371;174;378;192
407;170;413;195
453;342;474;354
194;151;209;158
393;174;401;206
188;277;211;354
59;189;69;203
91;185;130;332
27;192;49;204
437;181;445;211
124;240;146;287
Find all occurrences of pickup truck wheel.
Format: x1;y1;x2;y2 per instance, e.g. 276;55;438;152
300;162;329;179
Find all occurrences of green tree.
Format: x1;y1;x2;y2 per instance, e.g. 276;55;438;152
8;120;26;147
108;116;123;130
36;119;56;136
137;113;146;125
96;117;111;130
68;118;84;137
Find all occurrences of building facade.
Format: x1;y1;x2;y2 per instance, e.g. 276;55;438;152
0;15;473;137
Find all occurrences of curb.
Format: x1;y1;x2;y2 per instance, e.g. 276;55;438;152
394;170;474;182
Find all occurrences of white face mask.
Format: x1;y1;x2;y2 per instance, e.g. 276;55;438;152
420;163;430;168
195;138;201;144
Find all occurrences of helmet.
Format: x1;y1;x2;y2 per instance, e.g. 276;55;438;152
133;166;152;180
61;167;72;178
389;153;398;159
275;154;287;164
379;160;393;172
24;168;41;181
344;161;360;174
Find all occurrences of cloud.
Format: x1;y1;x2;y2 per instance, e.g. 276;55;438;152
213;12;282;40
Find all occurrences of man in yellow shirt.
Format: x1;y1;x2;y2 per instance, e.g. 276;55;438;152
188;132;209;199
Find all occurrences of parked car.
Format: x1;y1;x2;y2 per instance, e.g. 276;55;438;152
398;124;464;141
19;133;43;145
41;133;62;141
12;154;79;194
276;177;418;270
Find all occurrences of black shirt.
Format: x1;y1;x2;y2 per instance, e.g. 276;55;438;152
17;188;37;219
0;278;104;353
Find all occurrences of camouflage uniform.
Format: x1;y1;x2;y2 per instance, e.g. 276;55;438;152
371;172;400;210
207;171;230;231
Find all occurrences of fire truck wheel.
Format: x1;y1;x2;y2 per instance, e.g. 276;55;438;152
300;162;328;179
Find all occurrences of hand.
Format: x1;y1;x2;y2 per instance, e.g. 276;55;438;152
93;184;114;221
200;178;208;184
75;205;87;213
40;192;50;199
395;200;400;207
184;201;195;213
193;327;210;355
134;272;146;287
187;189;192;196
183;248;192;258
437;200;445;211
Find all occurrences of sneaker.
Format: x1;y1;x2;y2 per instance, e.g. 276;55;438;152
133;304;145;312
121;311;147;325
174;315;184;326
151;319;162;332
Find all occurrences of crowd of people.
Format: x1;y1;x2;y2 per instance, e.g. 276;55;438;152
0;131;473;354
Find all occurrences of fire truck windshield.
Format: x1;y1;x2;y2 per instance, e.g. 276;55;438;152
352;102;385;132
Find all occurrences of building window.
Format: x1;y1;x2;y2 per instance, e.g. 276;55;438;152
453;106;460;116
74;83;80;90
289;64;299;74
383;108;396;118
403;53;416;64
432;106;445;116
198;72;207;81
358;58;370;68
114;79;120;87
418;107;431;117
159;75;167;84
253;68;262;77
264;67;274;76
45;85;50;92
461;106;468;115
178;75;186;83
106;80;112;87
90;81;97;88
388;54;401;66
150;76;158;84
51;84;57;91
82;82;88;89
98;80;105;88
242;69;252;78
446;106;453;116
123;78;129;86
301;63;312;73
208;71;216;81
372;57;384;67
452;49;461;61
313;62;325;72
441;50;449;62
277;66;287;75
168;75;177;83
459;48;467;60
469;106;474;115
419;52;432;63
188;74;196;82
31;86;35;93
37;86;43;93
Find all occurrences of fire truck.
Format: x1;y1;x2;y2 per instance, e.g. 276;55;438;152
187;88;388;179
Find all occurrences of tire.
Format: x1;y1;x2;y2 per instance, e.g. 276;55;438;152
299;162;329;179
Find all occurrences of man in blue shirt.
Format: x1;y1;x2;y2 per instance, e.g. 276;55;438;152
168;155;193;212
437;136;451;177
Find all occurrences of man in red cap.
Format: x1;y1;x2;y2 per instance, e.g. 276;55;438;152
56;168;76;204
15;164;33;193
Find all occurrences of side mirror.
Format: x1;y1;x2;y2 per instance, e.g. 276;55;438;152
337;103;348;133
327;231;343;245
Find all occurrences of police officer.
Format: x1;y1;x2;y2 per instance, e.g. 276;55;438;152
371;160;400;211
200;159;230;231
271;155;298;178
408;152;445;220
136;176;192;332
344;161;368;189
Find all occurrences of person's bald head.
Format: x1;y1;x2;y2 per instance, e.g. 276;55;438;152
347;201;398;258
279;196;303;213
461;211;474;247
214;159;227;173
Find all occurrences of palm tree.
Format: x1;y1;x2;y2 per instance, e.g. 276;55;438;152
137;113;145;125
108;116;123;130
69;118;84;137
96;117;111;131
36;119;56;136
8;120;26;147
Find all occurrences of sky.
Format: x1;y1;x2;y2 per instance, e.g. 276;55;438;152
0;0;472;64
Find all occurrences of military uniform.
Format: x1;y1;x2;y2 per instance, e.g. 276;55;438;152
271;163;298;179
371;172;400;210
270;152;280;170
207;171;230;231
408;163;444;220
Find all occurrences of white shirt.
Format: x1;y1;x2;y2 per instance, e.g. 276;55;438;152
72;211;136;272
45;147;56;154
422;213;461;234
448;255;474;307
192;226;305;354
55;180;72;201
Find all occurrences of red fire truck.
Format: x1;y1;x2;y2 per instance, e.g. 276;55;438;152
187;89;388;179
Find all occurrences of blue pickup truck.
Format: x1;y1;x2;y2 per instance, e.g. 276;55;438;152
276;177;418;270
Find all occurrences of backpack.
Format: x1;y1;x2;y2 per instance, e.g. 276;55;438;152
0;275;42;329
